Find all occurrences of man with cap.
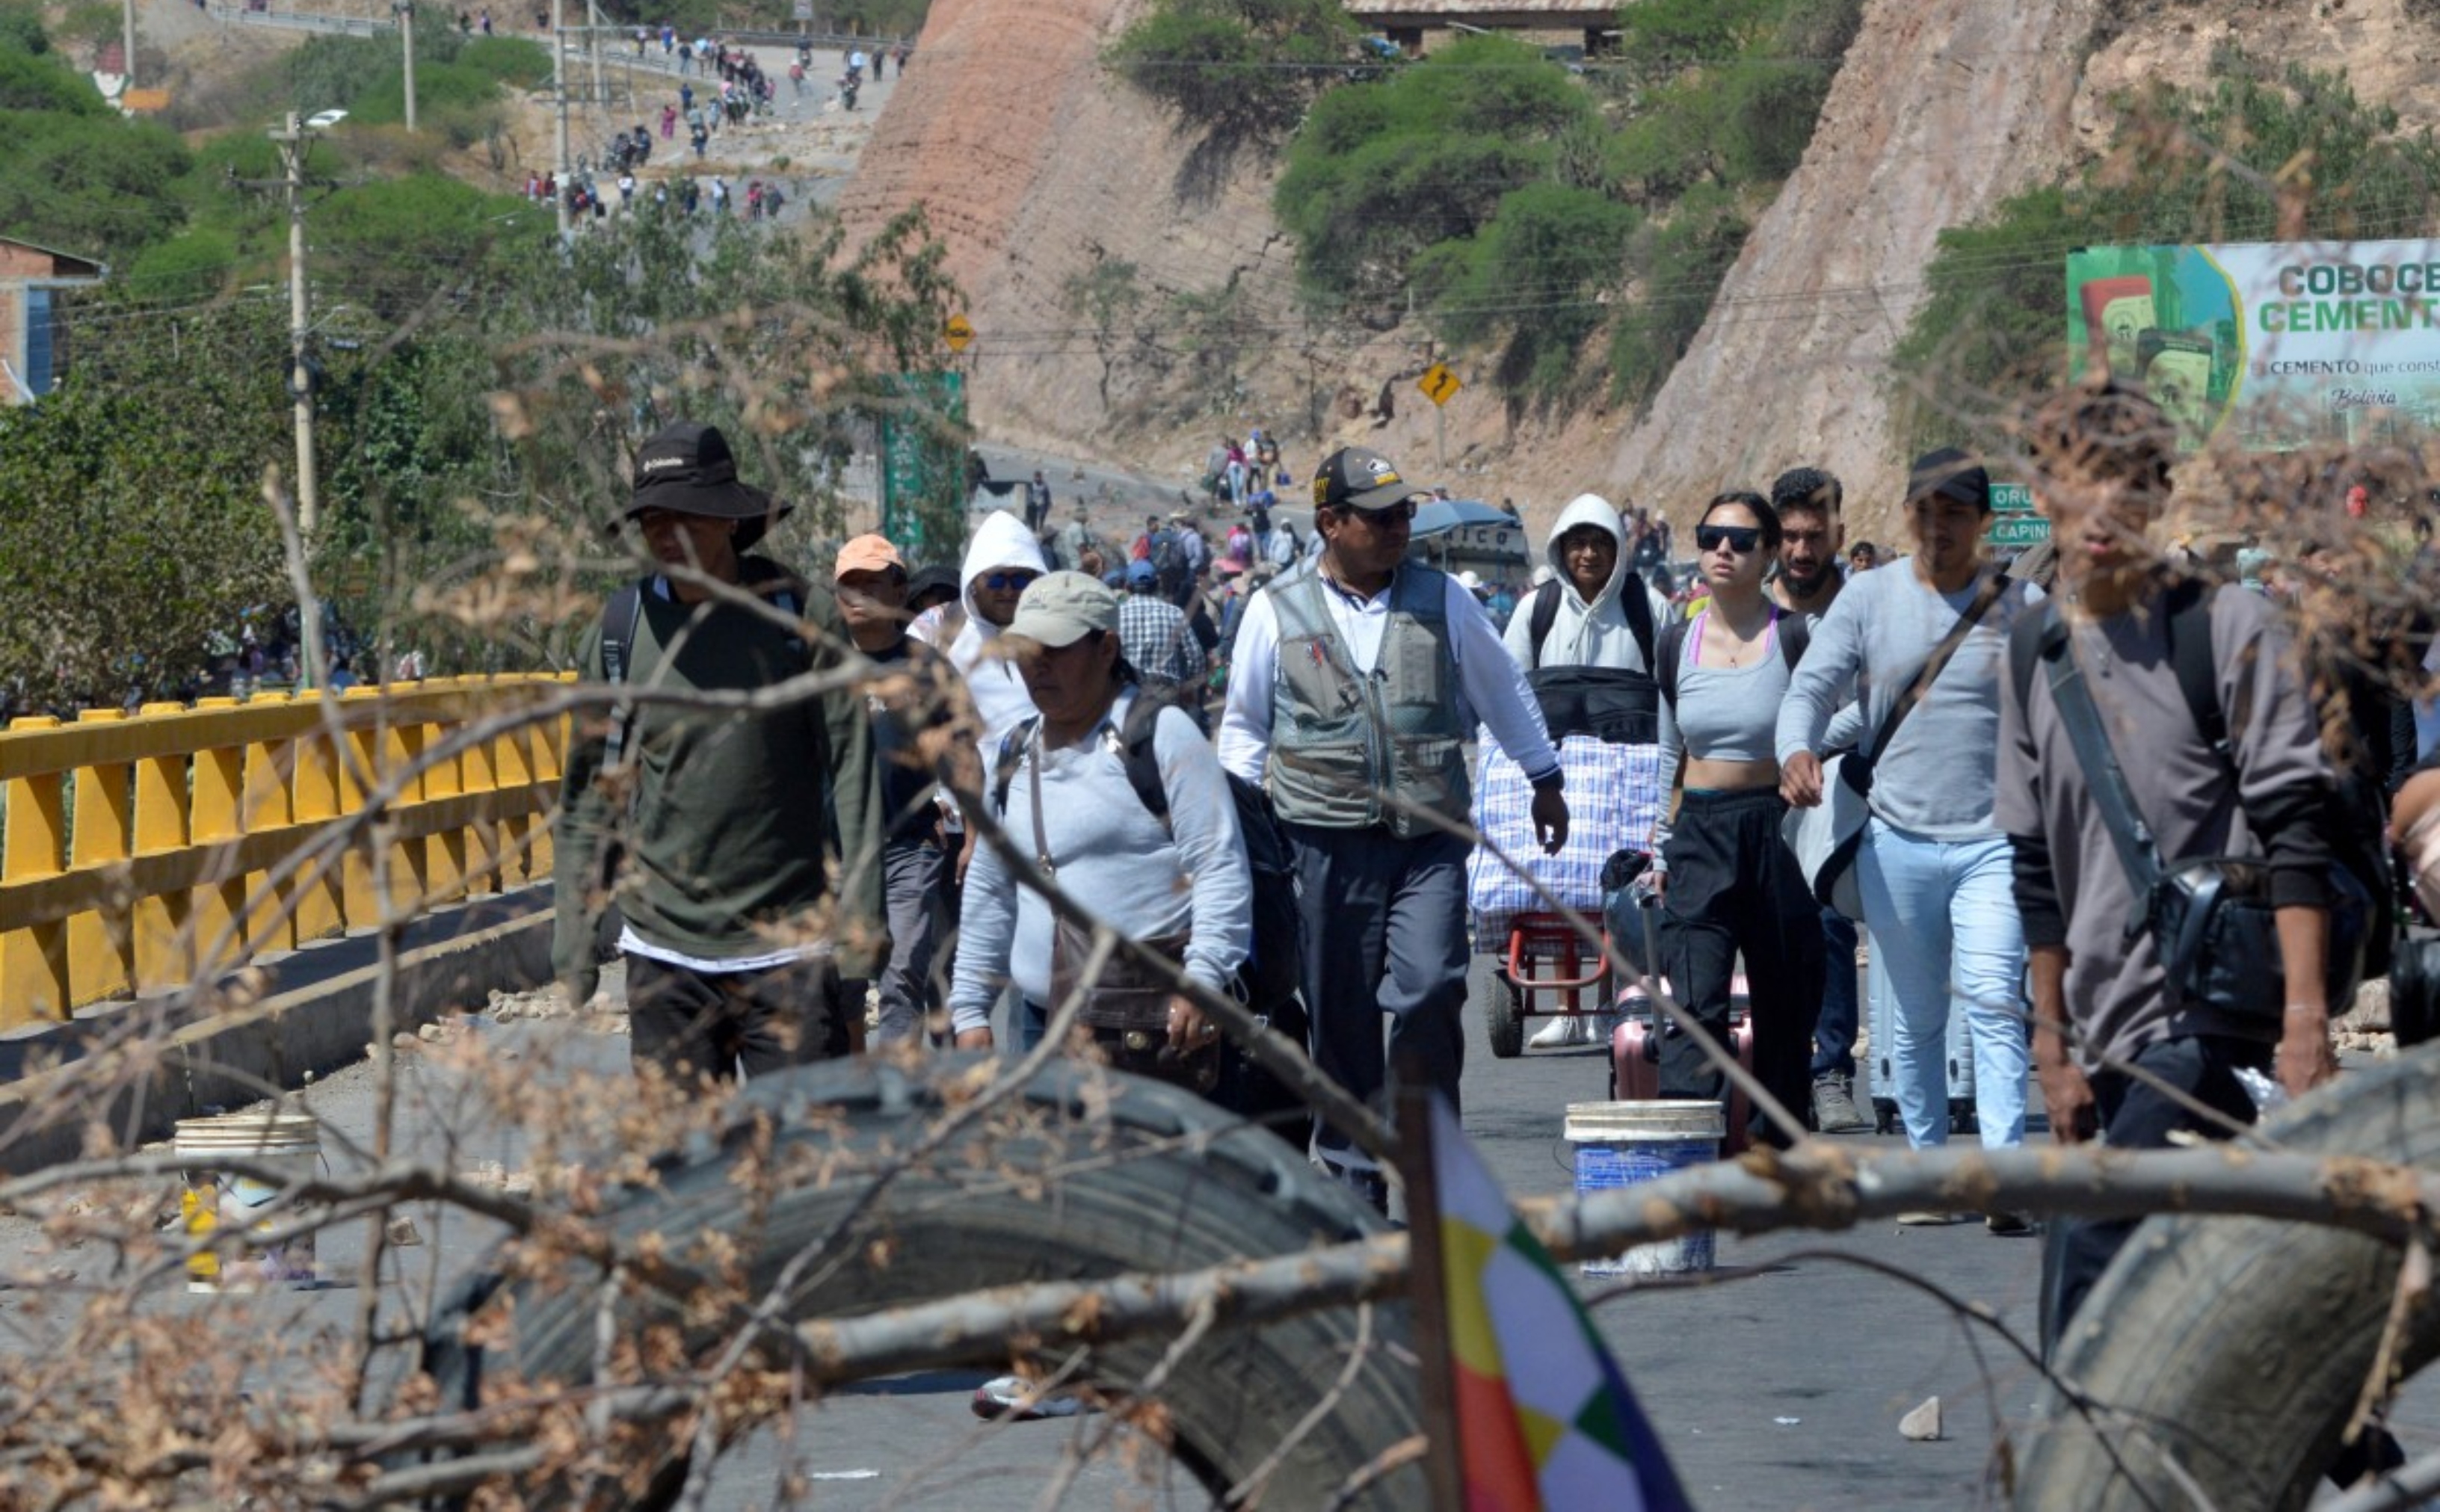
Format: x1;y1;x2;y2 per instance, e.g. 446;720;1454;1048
555;420;880;1084
1221;445;1568;1209
1778;448;2043;1194
1118;557;1206;700
836;532;962;1046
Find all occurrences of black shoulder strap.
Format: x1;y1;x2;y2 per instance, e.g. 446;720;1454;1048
1621;572;1656;671
1779;612;1811;673
1872;570;2010;762
991;716;1040;817
2163;578;2233;768
1118;692;1171;824
2008;597;2048;726
1526;578;1563;670
600;580;648;768
2035;608;2164;936
1656;620;1686;709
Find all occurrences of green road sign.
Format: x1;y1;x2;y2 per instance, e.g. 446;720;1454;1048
1990;483;2035;514
1988;514;2051;548
878;371;967;562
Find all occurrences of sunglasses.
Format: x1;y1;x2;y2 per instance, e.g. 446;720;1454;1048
980;570;1040;592
1695;524;1761;555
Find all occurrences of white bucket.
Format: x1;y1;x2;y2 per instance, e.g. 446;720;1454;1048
175;1112;321;1292
1567;1099;1725;1278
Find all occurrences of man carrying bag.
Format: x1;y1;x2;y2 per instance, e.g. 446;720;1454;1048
1994;384;2356;1348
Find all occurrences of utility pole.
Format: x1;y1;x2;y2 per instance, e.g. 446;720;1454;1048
120;0;136;90
396;0;416;132
551;0;570;236
269;112;321;540
585;0;603;108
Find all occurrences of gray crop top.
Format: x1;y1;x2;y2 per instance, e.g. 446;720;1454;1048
1657;608;1793;768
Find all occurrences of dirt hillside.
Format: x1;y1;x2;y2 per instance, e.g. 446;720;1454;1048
841;0;2440;536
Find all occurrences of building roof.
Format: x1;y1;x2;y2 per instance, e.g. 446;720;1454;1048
0;236;107;281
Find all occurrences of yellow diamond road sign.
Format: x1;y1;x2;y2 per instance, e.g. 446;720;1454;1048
1418;362;1461;407
945;314;975;353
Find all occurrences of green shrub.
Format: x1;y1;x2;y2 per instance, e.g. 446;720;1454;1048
0;4;49;53
1106;0;1357;146
1426;182;1640;404
1718;60;1834;182
0;111;190;259
353;58;503;129
0;45;103;114
456;35;551;89
120;226;245;305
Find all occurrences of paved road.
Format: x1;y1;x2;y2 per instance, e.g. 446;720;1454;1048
0;966;2083;1510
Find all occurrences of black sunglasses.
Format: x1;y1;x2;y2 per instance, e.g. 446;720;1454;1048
1696;524;1761;555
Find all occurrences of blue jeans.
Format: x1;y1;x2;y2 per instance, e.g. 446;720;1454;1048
1856;820;2027;1150
1813;907;1859;1080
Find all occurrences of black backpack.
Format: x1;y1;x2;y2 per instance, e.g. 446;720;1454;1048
2005;578;2394;981
1654;610;1811;709
991;688;1308;1101
1152;531;1192;596
1525;573;1655;672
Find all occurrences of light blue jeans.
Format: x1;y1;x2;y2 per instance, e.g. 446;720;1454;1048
1857;819;2027;1150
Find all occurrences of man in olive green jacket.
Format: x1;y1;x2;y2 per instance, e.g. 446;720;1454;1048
554;421;881;1083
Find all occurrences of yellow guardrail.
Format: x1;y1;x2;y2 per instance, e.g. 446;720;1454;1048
0;676;573;1028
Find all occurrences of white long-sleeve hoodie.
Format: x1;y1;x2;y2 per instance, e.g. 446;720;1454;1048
1500;493;1669;673
913;508;1050;777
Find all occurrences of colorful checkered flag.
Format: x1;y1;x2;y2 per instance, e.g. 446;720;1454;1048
1405;1090;1692;1512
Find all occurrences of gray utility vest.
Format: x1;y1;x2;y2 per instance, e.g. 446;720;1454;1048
1266;563;1470;836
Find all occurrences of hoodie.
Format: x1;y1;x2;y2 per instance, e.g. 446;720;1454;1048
1500;493;1668;674
914;508;1050;775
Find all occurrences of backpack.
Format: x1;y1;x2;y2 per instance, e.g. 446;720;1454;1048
1655;611;1810;709
989;688;1307;1071
1526;573;1656;673
1152;531;1191;596
2006;578;2394;980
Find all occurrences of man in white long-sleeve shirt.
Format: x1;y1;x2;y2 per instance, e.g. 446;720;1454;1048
1221;446;1567;1209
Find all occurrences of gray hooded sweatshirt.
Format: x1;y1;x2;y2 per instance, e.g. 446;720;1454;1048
1500;493;1670;675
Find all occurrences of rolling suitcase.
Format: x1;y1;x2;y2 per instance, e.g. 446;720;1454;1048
1865;939;1977;1137
1608;879;1755;1154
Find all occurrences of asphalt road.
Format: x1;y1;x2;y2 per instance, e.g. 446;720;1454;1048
0;963;2083;1511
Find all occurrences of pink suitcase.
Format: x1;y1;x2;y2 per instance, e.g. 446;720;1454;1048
1610;973;1755;1155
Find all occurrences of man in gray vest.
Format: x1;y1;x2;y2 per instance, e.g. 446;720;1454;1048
1220;446;1568;1209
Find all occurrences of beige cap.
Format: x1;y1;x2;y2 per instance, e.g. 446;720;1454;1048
1005;570;1120;649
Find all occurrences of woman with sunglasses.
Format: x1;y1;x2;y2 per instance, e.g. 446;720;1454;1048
1650;491;1826;1146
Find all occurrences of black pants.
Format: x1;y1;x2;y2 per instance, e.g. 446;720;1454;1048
1287;821;1469;1173
1657;789;1825;1144
626;951;848;1084
2045;1033;2267;1352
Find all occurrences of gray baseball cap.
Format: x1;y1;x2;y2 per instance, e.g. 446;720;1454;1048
1005;571;1120;648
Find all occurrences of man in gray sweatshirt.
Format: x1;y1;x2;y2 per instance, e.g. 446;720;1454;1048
1994;383;2340;1342
1778;451;2043;1194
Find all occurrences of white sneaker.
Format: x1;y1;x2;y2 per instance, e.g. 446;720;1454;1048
1528;1016;1585;1049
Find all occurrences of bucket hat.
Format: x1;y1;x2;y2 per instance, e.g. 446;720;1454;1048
623;421;791;550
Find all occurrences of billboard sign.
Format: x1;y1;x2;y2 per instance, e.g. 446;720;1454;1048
2066;240;2440;452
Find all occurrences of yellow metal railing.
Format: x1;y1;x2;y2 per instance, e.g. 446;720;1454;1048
0;677;572;1028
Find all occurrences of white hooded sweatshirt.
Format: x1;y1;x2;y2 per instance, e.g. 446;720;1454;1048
913;507;1049;773
1500;493;1670;674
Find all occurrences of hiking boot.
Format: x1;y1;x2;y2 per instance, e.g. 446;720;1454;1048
1811;1075;1870;1135
1985;1211;2035;1237
971;1375;1084;1422
1528;1015;1586;1049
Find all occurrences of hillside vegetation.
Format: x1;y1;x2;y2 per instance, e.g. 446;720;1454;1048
1109;0;1863;416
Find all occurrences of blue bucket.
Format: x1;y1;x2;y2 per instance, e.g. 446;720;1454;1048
1568;1099;1725;1277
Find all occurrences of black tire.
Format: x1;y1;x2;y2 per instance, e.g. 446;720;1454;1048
1474;953;1524;1059
2016;1043;2440;1510
418;1058;1420;1511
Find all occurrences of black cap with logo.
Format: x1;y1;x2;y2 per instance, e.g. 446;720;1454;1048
1311;446;1427;514
623;421;791;549
1906;447;1991;515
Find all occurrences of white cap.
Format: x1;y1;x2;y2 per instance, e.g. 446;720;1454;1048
1456;570;1484;593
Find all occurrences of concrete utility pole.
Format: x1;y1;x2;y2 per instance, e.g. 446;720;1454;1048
270;112;321;539
585;0;602;108
551;0;570;236
120;0;136;90
397;0;416;132
269;112;329;692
